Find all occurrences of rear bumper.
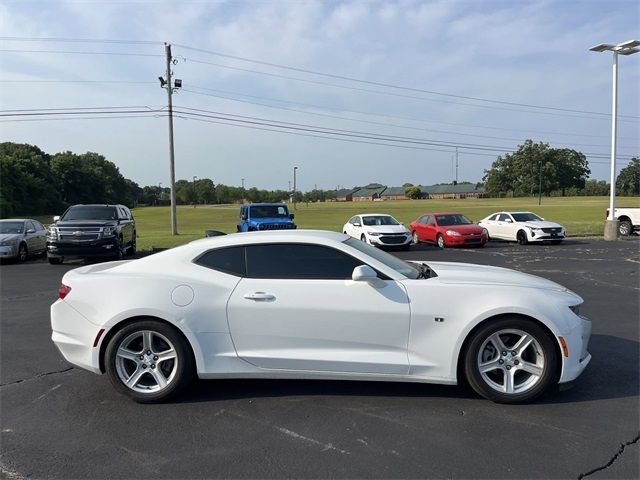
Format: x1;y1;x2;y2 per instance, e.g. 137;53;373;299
51;299;103;374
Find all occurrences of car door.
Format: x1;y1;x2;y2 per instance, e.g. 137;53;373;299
24;221;40;252
481;214;499;238
227;243;411;375
117;207;132;245
423;215;437;243
32;220;47;252
493;214;511;239
500;213;517;240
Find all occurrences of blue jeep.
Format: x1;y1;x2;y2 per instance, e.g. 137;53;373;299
237;203;297;232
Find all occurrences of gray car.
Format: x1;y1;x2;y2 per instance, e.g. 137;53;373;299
0;219;48;262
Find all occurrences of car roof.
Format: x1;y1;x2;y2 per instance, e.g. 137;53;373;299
358;213;394;217
0;219;29;222
419;212;464;216
68;204;124;208
189;229;348;248
246;203;287;207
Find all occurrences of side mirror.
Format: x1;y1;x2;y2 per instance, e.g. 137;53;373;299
352;265;385;287
353;222;361;227
241;214;247;220
505;218;512;223
53;215;60;222
26;229;36;234
289;213;295;220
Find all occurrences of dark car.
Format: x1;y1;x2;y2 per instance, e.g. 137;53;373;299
410;212;487;249
47;204;136;264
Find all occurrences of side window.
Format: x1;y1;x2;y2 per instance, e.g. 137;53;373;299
118;207;128;220
422;215;432;224
26;221;36;231
195;246;246;276
34;221;45;231
245;244;365;280
488;214;498;221
348;216;356;224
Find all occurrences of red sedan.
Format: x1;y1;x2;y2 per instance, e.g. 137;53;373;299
409;212;488;248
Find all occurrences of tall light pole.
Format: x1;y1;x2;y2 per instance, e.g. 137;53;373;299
159;43;182;235
192;176;198;208
589;39;639;240
241;178;245;202
157;182;162;206
293;166;298;210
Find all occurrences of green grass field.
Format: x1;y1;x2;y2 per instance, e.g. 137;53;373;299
129;196;639;251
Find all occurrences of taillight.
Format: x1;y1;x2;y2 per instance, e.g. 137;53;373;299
58;284;72;300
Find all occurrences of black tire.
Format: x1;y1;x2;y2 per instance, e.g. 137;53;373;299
127;234;137;257
436;234;445;249
48;256;63;265
360;234;367;242
618;220;632;237
104;320;194;403
517;230;528;245
463;317;558;404
115;239;124;260
17;243;28;262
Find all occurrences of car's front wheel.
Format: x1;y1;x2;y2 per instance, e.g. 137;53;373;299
463;318;558;403
412;231;419;244
517;230;528;245
105;320;194;403
18;243;28;262
436;234;445;249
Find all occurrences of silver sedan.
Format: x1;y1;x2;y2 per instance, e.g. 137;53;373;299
0;219;48;261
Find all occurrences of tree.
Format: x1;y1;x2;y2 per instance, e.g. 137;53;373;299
483;140;590;197
404;185;422;199
617;157;640;196
0;142;62;216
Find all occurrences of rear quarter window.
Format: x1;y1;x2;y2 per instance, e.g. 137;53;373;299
195;246;246;276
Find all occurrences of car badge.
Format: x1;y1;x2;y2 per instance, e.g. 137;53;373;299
73;231;83;236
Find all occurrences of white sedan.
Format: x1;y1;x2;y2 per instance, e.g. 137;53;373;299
478;211;566;245
343;214;411;249
51;230;591;404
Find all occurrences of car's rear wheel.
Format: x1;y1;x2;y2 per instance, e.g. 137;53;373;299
464;318;558;403
18;243;28;262
517;230;528;245
618;220;632;236
437;234;445;249
105;320;194;403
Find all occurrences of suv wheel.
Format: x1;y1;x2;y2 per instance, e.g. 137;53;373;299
618;220;632;236
127;235;137;256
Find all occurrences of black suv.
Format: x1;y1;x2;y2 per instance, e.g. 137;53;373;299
47;204;136;264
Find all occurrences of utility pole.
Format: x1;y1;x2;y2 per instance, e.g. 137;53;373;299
192;175;198;208
455;147;459;184
159;43;182;235
241;178;245;202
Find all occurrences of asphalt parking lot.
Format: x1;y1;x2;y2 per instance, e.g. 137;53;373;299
1;239;638;479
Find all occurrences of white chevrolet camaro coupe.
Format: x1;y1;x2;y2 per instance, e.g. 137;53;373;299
51;230;591;404
343;214;412;249
478;211;566;245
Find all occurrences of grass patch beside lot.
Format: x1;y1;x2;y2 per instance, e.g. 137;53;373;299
131;196;639;251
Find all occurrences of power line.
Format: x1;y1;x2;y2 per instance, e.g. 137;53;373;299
0;36;160;45
173;43;640;120
0;114;166;123
0;48;162;57
181;56;637;122
0;80;155;85
183;86;639;151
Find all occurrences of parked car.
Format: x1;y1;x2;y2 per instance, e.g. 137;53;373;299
478;211;565;245
409;212;487;248
47;204;136;264
607;207;640;236
0;219;48;261
51;230;591;404
237;203;296;232
343;214;411;250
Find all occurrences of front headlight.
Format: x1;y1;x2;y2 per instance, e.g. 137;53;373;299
0;239;16;247
367;232;381;236
48;226;58;239
102;226;116;237
445;230;461;236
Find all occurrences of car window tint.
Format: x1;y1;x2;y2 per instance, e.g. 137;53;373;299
246;244;364;279
26;221;35;231
488;214;498;221
34;221;45;230
196;246;246;276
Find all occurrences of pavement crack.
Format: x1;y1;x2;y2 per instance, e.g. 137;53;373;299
0;367;73;387
577;432;640;479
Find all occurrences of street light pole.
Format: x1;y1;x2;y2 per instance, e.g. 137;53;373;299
589;39;639;240
192;176;198;208
293;166;298;210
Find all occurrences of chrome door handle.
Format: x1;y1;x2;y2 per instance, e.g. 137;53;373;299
243;292;275;301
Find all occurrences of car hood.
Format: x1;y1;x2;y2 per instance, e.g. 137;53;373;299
0;233;21;242
518;221;563;229
410;261;569;292
363;224;409;234
250;217;292;224
55;220;117;228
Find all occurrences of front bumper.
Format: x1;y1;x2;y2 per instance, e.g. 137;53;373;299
445;234;488;246
51;299;103;374
47;237;119;257
558;315;592;383
0;245;17;259
368;234;412;247
528;231;566;242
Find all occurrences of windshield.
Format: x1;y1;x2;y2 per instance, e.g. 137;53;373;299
0;221;24;234
362;215;400;226
435;214;472;226
344;237;420;279
512;213;543;222
62;206;118;221
250;205;289;219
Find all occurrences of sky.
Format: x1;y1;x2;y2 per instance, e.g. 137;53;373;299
1;0;639;192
